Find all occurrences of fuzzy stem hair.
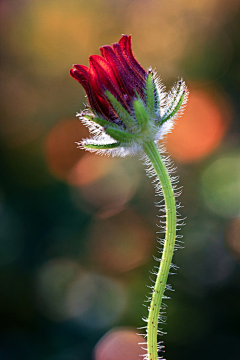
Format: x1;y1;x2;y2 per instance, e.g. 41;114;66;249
143;140;177;360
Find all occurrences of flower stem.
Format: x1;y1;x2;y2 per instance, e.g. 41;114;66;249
143;140;177;360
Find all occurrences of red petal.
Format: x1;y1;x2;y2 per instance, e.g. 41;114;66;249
88;60;114;118
70;65;109;117
73;64;89;72
100;45;133;96
119;35;146;78
89;55;120;89
113;42;146;96
69;65;91;98
70;65;89;87
89;55;127;106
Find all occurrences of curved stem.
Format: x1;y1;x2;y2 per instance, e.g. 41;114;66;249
143;140;177;360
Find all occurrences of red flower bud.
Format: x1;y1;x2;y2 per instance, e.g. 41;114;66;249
70;35;147;123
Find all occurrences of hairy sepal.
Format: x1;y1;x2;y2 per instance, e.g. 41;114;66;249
146;72;155;117
84;115;122;130
133;99;150;132
105;90;137;131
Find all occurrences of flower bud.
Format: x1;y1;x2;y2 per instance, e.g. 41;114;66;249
70;35;188;156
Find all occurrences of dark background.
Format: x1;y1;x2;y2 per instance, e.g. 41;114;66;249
0;0;240;359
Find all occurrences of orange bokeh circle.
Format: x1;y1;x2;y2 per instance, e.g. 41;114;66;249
165;89;231;163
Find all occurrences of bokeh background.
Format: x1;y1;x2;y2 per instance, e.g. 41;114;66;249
0;0;240;359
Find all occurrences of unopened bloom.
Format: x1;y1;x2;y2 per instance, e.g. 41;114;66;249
70;35;188;157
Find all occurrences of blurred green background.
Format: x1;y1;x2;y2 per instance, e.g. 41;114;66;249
0;0;240;359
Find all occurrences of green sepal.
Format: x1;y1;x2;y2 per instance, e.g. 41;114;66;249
83;142;120;150
105;127;137;143
153;80;160;113
84;115;121;129
158;91;185;125
134;89;141;100
133;99;150;131
160;81;182;124
105;91;136;131
146;73;155;116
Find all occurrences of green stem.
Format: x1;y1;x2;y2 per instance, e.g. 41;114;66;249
143;140;177;360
